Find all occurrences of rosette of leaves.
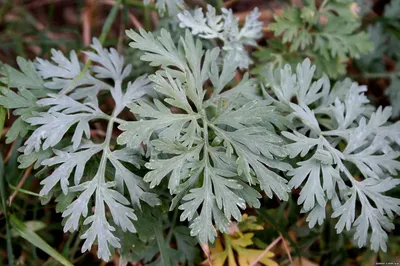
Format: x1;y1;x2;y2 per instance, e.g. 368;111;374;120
264;58;400;252
177;4;263;69
119;28;291;244
0;39;161;261
255;0;373;78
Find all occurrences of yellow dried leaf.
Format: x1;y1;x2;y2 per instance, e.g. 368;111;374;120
210;238;228;266
292;257;318;266
239;214;264;231
231;233;254;248
236;247;278;266
209;215;278;266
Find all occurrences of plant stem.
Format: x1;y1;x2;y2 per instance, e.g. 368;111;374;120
0;154;14;266
97;114;115;185
319;0;329;12
216;0;224;9
353;72;400;79
8;165;33;206
256;209;301;259
8;184;40;197
69;233;82;261
99;0;122;44
10;215;73;266
0;0;12;23
0;107;5;141
143;5;151;31
223;234;236;265
166;207;179;244
0;107;14;265
249;236;282;266
155;226;172;266
125;0;157;10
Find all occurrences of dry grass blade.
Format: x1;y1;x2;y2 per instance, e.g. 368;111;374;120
128;13;143;29
224;0;238;8
201;243;212;266
249;236;282;266
8;165;33;206
82;0;94;48
280;233;292;263
4;141;16;164
1;127;9;138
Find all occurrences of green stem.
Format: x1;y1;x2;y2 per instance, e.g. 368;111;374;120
155;226;172;266
61;231;76;258
201;111;210;163
96;114;115;185
125;0;157;10
166;208;179;244
0;0;12;23
10;215;73;266
113;117;126;124
8;184;40;197
144;5;151;31
0;106;5;141
216;0;224;9
99;0;122;44
69;233;81;261
0;154;14;266
97;113;126;124
32;201;39;261
353;72;400;79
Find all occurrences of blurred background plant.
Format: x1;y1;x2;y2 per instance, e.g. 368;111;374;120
0;0;399;265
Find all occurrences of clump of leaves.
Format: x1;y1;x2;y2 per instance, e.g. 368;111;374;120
0;25;290;260
255;0;373;78
210;214;278;266
121;28;290;243
264;58;400;252
0;3;399;263
177;4;263;69
0;39;161;261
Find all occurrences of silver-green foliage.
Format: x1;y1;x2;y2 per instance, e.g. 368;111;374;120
265;59;400;252
1;23;399;262
0;39;161;261
177;5;263;69
121;28;290;243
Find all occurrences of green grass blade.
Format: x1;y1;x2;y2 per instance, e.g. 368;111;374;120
0;0;12;22
0;107;14;266
125;0;156;10
59;0;122;96
99;0;123;44
8;183;41;197
0;158;15;265
0;106;5;140
9;214;73;266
